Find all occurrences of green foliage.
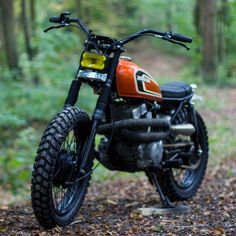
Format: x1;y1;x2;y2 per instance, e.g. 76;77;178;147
20;29;81;85
72;0;141;36
195;86;236;165
0;127;39;191
0;79;97;192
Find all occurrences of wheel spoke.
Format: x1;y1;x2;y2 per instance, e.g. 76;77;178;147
51;128;86;213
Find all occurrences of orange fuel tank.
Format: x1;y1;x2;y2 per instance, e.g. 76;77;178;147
116;59;162;102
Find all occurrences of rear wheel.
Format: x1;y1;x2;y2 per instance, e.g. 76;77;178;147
148;110;208;201
31;107;93;229
164;111;208;201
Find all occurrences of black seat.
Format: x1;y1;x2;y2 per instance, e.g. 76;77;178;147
160;82;193;99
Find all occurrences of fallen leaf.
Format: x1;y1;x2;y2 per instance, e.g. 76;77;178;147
211;227;225;235
106;199;117;205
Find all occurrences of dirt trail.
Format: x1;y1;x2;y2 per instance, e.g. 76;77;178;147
0;158;236;235
127;41;187;78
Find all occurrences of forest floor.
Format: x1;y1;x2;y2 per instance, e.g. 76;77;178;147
0;157;236;235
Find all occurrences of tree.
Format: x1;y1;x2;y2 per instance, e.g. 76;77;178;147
196;0;228;83
75;0;83;17
0;0;19;72
217;0;228;64
198;0;218;83
30;0;36;30
166;0;173;31
0;10;4;64
21;0;39;84
21;0;33;61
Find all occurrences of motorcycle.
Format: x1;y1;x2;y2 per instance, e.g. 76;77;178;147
31;12;208;229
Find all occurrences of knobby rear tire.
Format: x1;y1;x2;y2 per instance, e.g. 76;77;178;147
159;111;209;201
31;107;93;229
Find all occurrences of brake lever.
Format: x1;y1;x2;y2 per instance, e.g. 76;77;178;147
44;24;66;33
162;34;190;50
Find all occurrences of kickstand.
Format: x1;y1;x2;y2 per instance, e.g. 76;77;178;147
151;172;175;208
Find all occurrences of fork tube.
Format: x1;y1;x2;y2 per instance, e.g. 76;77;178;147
64;65;83;108
79;51;121;172
64;79;82;108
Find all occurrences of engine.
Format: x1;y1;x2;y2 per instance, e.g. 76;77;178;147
114;140;163;169
98;102;164;171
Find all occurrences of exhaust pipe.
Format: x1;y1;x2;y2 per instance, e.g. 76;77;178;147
98;119;195;144
171;124;195;136
120;129;170;143
120;123;195;143
97;118;170;135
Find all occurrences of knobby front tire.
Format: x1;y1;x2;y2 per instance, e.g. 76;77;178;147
31;107;93;229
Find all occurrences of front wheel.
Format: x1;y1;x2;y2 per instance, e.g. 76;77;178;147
31;107;93;229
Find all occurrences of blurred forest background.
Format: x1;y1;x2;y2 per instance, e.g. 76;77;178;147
0;0;236;203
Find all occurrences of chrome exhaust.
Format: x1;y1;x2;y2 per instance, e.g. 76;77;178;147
171;124;195;136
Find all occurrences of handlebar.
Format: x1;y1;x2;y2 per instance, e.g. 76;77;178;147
47;12;90;35
120;29;192;50
49;16;61;24
170;32;192;43
49;15;79;24
120;29;192;44
49;12;71;23
45;12;192;51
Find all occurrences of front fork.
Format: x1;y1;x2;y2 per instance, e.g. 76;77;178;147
64;51;121;173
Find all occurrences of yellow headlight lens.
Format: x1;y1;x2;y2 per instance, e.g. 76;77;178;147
81;52;106;70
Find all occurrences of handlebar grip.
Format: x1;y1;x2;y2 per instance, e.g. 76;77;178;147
49;16;61;23
171;33;192;43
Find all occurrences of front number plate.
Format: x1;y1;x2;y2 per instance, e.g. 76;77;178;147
77;70;107;82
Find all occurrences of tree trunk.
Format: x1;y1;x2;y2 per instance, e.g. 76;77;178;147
0;9;3;44
0;10;3;50
21;0;33;61
166;0;173;31
30;0;36;27
0;14;4;66
194;0;200;34
30;0;37;54
22;0;39;84
75;0;91;23
75;0;83;17
217;0;227;64
0;0;19;71
198;0;218;83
